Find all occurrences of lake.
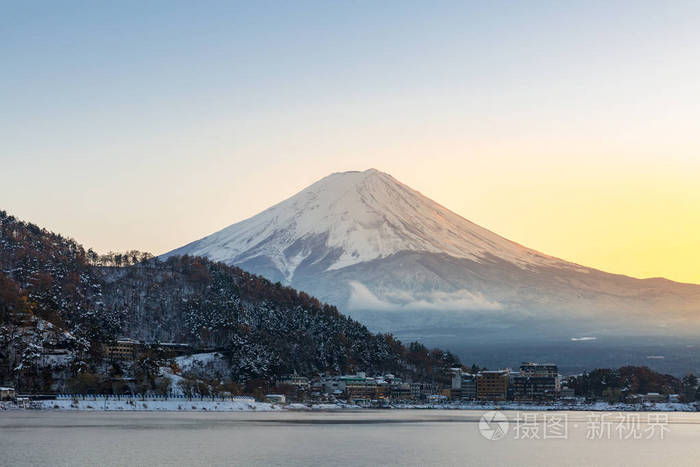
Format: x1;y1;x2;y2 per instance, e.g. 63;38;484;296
1;410;698;466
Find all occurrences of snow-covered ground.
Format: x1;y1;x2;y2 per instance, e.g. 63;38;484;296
158;352;229;396
35;399;281;412
8;399;696;412
175;352;222;368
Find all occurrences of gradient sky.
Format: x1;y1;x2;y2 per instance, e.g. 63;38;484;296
2;1;699;283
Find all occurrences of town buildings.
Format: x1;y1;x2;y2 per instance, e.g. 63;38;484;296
477;370;510;401
344;374;379;401
102;339;141;360
626;392;669;404
102;339;192;361
411;382;439;401
0;386;16;400
520;362;558;379
279;374;311;391
311;373;442;403
265;394;286;403
97;339;572;405
510;362;560;401
450;369;477;400
313;362;561;404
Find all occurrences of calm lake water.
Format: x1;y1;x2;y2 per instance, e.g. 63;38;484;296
1;410;699;466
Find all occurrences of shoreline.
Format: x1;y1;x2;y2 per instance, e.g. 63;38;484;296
3;399;698;413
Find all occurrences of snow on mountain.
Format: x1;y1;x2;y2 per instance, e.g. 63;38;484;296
167;169;576;281
164;169;700;337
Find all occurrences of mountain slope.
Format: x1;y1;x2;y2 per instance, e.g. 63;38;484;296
168;169;577;283
164;169;700;338
1;210;460;391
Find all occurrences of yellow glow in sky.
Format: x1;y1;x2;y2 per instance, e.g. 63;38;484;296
2;1;699;284
394;149;700;285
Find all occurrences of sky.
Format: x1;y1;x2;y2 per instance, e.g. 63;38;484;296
2;1;699;284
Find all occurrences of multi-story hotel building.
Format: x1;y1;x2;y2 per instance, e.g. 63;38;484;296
477;370;510;401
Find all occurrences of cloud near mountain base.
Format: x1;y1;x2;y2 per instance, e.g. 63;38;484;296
347;281;502;312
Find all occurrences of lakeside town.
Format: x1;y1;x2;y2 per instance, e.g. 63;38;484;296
2;338;699;412
3;212;700;415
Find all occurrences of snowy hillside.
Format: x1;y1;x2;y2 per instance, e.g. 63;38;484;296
1;209;462;392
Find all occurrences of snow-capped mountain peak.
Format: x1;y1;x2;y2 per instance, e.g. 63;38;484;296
166;168;566;282
164;168;700;339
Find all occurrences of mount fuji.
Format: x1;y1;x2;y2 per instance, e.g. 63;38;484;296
164;169;700;367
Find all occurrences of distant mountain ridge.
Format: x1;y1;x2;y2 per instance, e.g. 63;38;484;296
164;169;700;338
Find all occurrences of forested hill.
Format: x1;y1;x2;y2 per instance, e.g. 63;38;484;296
100;255;463;380
0;210;461;391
